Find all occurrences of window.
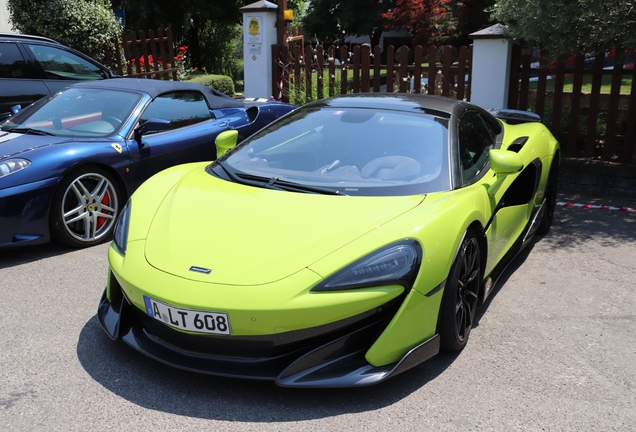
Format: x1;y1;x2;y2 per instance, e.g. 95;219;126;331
25;44;105;80
0;43;33;79
458;111;495;184
139;91;212;131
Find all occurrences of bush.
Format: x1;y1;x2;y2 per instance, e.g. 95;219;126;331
7;0;122;61
186;74;235;97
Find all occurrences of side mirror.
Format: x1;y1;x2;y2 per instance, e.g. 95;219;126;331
489;149;523;174
215;129;239;159
134;118;170;146
487;149;523;196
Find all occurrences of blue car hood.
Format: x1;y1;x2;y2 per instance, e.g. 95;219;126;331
0;131;76;158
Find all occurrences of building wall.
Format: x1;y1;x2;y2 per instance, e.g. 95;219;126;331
0;0;13;32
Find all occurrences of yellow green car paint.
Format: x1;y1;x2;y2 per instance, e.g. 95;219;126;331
99;93;560;387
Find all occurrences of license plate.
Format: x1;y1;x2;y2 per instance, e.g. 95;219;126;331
143;296;231;335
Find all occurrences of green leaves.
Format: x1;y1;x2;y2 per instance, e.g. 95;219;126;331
7;0;122;60
493;0;636;55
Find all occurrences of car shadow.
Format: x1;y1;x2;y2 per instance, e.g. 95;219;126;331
543;199;636;251
0;242;78;269
77;315;460;420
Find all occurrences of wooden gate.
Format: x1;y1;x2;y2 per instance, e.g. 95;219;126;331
104;28;179;81
273;42;471;104
508;45;636;164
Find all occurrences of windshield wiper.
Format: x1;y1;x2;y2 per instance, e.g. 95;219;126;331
9;127;56;136
215;160;342;195
215;160;283;190
262;176;344;195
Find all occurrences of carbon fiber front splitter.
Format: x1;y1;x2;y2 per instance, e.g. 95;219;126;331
97;288;439;387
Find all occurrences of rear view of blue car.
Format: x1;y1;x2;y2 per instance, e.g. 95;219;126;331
0;78;295;249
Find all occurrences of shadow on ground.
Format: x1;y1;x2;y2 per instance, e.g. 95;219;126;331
77;316;458;421
0;242;77;270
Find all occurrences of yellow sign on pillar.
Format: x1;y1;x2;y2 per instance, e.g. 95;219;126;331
247;17;262;43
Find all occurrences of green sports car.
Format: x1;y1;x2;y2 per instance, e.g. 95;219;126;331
98;93;560;387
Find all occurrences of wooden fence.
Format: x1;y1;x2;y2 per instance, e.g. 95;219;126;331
273;43;472;104
508;45;636;164
104;28;178;81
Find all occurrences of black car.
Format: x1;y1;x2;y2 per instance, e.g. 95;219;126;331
0;33;118;120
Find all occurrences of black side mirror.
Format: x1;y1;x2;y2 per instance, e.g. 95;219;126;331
134;118;170;146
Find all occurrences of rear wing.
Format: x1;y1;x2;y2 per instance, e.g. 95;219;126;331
487;108;541;124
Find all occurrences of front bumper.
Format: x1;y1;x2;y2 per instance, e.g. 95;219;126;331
97;279;440;388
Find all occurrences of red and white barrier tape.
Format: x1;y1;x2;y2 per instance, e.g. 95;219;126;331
557;201;636;213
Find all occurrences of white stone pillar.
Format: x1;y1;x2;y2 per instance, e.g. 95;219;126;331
469;24;513;109
240;0;278;99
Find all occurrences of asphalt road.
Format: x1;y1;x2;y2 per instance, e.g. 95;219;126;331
1;192;635;431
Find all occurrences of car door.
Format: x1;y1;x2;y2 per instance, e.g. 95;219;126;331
458;110;530;275
128;90;231;188
0;42;49;119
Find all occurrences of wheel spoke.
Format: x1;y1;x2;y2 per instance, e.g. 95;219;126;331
92;178;109;199
94;202;116;215
465;243;477;270
93;209;116;219
455;301;465;335
64;211;89;226
85;214;96;240
62;203;85;223
465;268;479;284
72;179;91;202
464;296;474;333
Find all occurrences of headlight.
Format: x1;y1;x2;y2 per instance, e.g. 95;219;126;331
0;158;31;178
113;200;131;255
311;240;422;292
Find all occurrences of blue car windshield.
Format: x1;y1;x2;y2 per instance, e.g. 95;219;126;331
222;106;451;196
1;88;142;137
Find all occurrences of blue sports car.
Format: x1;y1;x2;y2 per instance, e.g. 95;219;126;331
0;79;295;249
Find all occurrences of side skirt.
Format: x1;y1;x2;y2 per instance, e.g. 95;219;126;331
481;198;546;304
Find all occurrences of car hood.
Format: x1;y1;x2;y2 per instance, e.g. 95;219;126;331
144;171;425;286
0;131;75;158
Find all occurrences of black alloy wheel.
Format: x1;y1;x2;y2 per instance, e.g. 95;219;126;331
439;229;481;352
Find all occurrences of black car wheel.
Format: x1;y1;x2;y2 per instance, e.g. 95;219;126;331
50;166;120;248
537;158;559;235
439;229;481;352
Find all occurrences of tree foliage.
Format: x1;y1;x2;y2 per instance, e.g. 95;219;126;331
493;0;636;55
382;0;454;48
7;0;122;60
302;0;395;47
382;0;493;48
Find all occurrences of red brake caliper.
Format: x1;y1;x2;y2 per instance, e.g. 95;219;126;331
96;193;110;230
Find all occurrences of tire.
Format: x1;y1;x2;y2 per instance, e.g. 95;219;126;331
439;229;481;352
537;158;559;235
49;166;121;248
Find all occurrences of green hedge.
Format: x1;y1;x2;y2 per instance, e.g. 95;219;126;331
186;74;235;97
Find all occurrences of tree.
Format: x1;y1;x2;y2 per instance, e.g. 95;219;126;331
382;0;455;48
382;0;493;49
302;0;395;47
7;0;122;60
493;0;636;56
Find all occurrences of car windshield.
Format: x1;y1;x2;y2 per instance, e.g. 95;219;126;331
218;106;451;196
0;88;142;138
